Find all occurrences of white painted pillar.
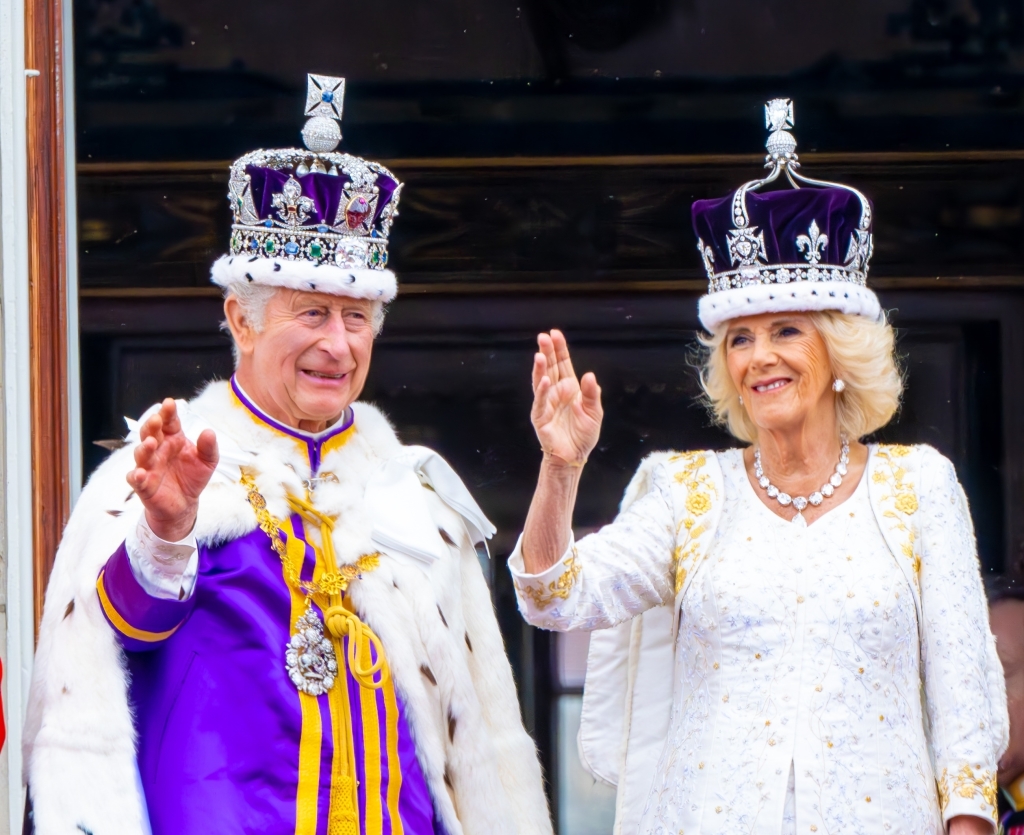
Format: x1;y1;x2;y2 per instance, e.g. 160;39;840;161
0;0;34;827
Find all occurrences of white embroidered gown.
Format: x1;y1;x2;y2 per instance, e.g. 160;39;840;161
510;446;1007;835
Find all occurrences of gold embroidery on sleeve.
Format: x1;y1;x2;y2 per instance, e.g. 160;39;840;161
516;548;582;610
668;452;718;595
936;764;998;819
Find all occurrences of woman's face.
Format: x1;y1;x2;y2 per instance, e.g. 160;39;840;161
724;312;835;436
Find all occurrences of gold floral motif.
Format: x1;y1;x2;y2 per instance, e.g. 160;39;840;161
894;492;919;514
936;764;998;818
668;451;718;595
319;553;382;595
516;549;582;610
685;492;712;516
873;445;922;575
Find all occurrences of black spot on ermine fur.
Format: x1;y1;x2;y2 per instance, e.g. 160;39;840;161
63;600;74;620
420;665;437;686
439;528;456;547
437;605;448;628
465;632;473;652
448;710;457;742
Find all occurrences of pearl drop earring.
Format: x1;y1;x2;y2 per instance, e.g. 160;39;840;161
738;395;744;405
832;379;846;393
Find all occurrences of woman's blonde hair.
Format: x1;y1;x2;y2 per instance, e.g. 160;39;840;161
699;310;903;443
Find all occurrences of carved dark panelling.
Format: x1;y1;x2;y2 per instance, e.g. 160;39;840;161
77;154;1024;290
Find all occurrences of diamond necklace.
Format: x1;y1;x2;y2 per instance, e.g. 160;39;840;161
754;437;850;518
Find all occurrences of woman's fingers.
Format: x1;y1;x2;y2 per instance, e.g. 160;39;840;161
531;352;547;394
531;375;553;424
579;372;603;420
537;332;561;385
550;329;578;385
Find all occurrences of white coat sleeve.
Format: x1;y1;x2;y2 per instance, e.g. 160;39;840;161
918;449;1008;827
508;462;677;632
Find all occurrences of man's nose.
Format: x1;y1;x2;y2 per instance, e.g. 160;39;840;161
317;313;353;356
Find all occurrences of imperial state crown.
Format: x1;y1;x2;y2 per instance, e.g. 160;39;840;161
210;74;403;302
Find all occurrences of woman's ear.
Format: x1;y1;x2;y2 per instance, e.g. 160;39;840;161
223;295;255;358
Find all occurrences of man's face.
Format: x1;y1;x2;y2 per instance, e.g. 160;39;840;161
228;288;376;432
991;598;1024;785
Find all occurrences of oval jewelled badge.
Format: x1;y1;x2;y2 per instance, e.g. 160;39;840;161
285;609;339;696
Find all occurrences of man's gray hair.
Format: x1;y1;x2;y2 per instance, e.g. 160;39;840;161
223;284;387;366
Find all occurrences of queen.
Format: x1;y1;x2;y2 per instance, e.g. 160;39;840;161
510;101;1008;835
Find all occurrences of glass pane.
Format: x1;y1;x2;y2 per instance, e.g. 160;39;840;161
556;630;591;690
557;695;617;835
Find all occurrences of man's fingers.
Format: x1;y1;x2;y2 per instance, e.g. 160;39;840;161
127;466;156;499
140;410;165;445
159;398;182;437
134;435;158;469
196;429;219;467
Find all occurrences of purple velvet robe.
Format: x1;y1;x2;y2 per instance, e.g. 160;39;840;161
97;386;441;835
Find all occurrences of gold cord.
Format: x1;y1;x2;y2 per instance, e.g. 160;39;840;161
240;469;389;691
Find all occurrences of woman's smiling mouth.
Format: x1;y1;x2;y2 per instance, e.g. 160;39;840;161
752;378;791;393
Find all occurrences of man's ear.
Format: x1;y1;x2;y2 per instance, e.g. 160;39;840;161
223;295;255;357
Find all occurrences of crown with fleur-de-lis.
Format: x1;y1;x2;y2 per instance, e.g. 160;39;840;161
690;99;881;333
211;74;403;303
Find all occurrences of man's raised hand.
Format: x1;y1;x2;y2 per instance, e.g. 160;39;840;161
531;330;603;467
127;399;219;541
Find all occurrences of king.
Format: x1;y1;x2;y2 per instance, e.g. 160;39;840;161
24;75;552;835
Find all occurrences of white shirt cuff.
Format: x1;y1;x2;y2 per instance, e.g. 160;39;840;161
125;513;199;601
507;531;576;583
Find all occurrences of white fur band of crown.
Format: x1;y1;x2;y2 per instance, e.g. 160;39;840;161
210;254;397;303
697;280;882;333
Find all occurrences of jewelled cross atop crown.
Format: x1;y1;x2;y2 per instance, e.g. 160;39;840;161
214;74;403;302
692;99;881;333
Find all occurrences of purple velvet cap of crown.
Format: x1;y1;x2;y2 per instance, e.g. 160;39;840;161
246;165;398;228
691;186;871;274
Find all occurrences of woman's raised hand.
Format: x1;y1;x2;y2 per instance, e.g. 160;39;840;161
127;399;219;542
531;330;603;467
